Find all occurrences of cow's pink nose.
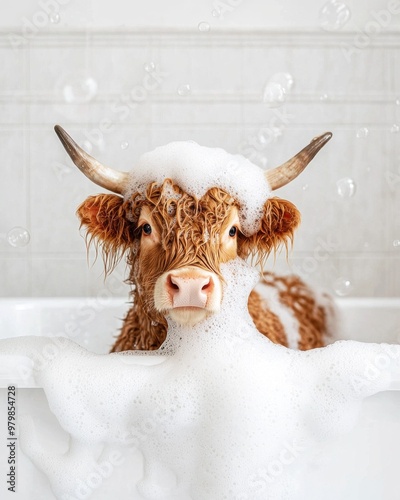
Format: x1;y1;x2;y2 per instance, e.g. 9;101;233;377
167;275;213;308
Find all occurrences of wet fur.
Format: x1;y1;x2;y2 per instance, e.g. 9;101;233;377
77;180;327;352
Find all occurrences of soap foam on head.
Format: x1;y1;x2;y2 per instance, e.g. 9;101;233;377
123;141;271;235
1;258;400;499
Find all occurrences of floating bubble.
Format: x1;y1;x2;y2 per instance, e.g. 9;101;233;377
396;99;400;106
258;127;283;144
7;227;30;247
302;184;309;191
198;22;210;32
336;177;356;198
177;84;191;97
319;0;351;31
80;140;93;153
390;124;400;133
263;73;294;108
356;127;369;138
49;12;60;24
121;141;129;150
263;82;286;108
144;62;156;73
393;239;400;248
211;9;221;17
333;277;353;297
320;93;329;101
271;72;294;93
62;75;98;104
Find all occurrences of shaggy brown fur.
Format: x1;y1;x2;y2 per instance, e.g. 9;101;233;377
77;179;329;352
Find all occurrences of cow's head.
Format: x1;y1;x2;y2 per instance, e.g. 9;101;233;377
55;126;331;327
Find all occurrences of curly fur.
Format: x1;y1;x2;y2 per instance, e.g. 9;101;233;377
77;179;328;352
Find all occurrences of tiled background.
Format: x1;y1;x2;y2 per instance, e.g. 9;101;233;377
0;0;399;298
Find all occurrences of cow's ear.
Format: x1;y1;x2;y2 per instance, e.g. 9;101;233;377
238;197;300;263
77;194;135;274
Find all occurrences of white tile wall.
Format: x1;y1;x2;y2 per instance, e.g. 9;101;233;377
0;2;399;299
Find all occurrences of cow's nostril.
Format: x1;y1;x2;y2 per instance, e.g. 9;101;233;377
171;282;179;290
169;276;180;290
202;279;211;291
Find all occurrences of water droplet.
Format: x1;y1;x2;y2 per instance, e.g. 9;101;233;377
49;11;60;24
333;277;353;297
144;62;156;73
7;227;30;247
177;84;191;96
320;93;329;101
396;99;400;106
319;0;351;31
390;124;400;133
211;9;221;17
80;140;93;153
393;239;400;248
121;141;129;150
198;22;210;32
62;75;97;104
356;127;369;138
336;177;356;198
302;184;309;191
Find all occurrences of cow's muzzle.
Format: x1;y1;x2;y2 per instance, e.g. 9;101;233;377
154;266;222;326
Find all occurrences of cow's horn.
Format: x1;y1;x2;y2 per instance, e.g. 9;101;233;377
265;132;332;191
54;125;130;195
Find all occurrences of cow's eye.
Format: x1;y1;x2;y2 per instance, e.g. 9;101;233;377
229;226;237;237
142;223;152;235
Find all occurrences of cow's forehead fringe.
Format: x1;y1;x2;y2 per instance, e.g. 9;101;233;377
122;141;271;236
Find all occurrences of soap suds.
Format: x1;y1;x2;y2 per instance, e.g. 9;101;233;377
1;258;400;499
123;141;271;235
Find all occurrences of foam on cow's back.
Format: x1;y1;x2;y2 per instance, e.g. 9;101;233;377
123;141;271;236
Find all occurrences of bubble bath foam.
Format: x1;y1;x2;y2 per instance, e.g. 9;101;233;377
1;258;400;499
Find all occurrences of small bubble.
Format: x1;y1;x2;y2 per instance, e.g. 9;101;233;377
62;75;97;103
49;11;60;24
121;141;129;150
263;82;286;108
319;0;351;31
262;73;294;108
302;184;309;191
336;177;356;198
7;227;30;247
396;99;400;106
258;156;268;168
320;93;329;101
271;72;294;93
333;277;353;297
363;241;370;250
211;9;221;17
198;22;210;32
390;124;400;133
393;239;400;248
356;127;369;138
177;84;191;96
80;140;93;153
144;62;156;73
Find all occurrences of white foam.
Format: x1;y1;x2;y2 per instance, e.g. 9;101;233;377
1;258;400;499
123;141;271;236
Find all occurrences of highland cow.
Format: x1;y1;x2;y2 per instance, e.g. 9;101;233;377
55;125;333;352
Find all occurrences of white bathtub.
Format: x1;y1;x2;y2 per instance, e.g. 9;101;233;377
0;297;399;499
